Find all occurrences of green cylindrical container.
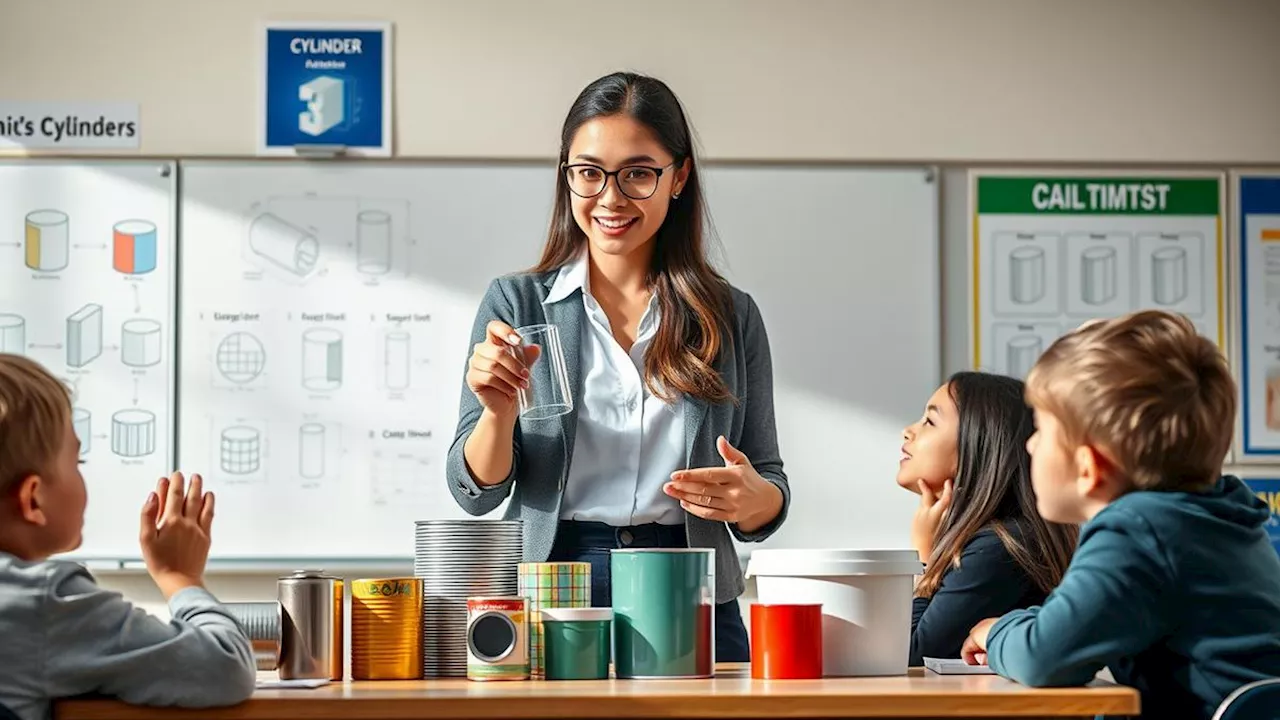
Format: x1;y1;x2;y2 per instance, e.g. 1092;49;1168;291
541;607;612;680
610;548;715;679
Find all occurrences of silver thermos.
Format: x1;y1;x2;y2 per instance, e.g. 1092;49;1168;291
278;570;344;680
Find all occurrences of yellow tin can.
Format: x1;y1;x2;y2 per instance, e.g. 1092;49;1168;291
351;577;423;680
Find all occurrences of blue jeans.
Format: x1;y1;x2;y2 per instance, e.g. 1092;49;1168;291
547;520;751;663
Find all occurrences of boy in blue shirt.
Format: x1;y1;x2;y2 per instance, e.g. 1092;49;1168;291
0;354;256;720
961;310;1280;720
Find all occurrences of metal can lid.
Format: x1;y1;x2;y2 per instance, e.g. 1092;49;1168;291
279;569;338;581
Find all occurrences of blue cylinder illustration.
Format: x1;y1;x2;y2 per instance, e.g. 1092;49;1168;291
113;220;157;275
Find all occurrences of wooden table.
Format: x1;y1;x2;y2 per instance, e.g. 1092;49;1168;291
54;664;1139;719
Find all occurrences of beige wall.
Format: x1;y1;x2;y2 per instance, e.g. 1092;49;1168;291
5;0;1279;612
2;0;1279;162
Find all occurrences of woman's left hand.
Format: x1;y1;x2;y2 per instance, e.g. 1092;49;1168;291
663;436;783;533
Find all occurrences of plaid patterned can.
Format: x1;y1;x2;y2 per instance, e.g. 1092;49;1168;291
517;562;591;676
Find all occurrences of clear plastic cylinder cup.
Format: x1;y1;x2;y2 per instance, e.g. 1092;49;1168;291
510;324;572;420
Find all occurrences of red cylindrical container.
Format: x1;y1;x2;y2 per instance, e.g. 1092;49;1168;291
750;603;823;679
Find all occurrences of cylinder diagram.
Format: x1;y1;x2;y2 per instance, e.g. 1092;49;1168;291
215;331;267;384
357;210;392;275
221;426;262;474
112;220;158;275
248;213;320;277
0;314;25;354
299;423;325;479
24;210;69;272
111;409;156;457
1007;335;1043;379
384;331;410;390
302;328;343;391
1009;246;1046;304
67;304;104;368
1152;246;1188;305
121;319;162;367
73;408;91;456
1080;246;1117;305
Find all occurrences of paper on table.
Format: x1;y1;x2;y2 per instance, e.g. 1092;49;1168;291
256;678;332;689
922;657;995;675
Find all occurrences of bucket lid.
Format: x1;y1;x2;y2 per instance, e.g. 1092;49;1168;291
540;608;613;622
746;549;923;578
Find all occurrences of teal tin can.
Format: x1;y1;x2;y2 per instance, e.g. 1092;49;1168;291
541;607;612;680
610;548;715;679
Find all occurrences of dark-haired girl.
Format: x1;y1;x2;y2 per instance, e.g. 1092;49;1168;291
444;72;789;662
898;371;1078;666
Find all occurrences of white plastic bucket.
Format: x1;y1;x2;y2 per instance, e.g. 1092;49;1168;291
746;549;923;677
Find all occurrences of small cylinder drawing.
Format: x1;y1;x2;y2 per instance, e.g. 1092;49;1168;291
121;319;162;367
112;220;158;275
67;304;104;368
1007;335;1043;378
24;210;69;272
357;210;392;274
1080;246;1117;305
385;332;410;390
73;408;91;456
221;426;261;475
1152;246;1188;305
0;314;25;355
111;409;156;457
1009;246;1046;304
248;213;320;276
299;423;325;479
302;329;343;391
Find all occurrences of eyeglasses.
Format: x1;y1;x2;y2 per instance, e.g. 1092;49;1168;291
562;162;675;200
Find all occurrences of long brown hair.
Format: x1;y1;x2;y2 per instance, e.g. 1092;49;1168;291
531;72;735;405
916;372;1079;598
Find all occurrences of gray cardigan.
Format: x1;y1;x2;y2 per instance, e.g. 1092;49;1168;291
445;271;790;603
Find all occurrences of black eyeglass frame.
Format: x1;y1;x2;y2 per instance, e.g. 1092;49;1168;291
560;161;678;200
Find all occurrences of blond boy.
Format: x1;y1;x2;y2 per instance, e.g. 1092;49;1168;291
962;311;1280;720
0;354;255;720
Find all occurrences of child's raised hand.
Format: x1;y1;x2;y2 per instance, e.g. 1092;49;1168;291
911;478;953;562
139;471;214;599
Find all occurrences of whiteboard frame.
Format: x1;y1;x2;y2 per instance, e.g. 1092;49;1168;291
1;158;184;564
52;158;941;570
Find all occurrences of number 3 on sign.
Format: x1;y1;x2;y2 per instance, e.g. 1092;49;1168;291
298;77;345;137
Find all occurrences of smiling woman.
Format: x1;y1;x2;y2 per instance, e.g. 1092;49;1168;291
444;72;791;663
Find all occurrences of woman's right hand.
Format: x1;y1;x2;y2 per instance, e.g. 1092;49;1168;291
467;321;541;418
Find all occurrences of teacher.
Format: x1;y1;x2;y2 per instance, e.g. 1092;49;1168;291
445;71;790;662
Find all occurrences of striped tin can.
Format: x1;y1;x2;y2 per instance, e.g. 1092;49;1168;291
517;562;591;677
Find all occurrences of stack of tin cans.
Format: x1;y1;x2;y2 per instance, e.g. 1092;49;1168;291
413;519;524;677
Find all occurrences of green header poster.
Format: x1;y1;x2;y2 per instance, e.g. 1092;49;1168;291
969;171;1225;378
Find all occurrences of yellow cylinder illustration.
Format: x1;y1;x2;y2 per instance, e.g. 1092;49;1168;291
25;210;70;272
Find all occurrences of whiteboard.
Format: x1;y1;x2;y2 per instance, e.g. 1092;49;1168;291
176;161;550;561
701;166;939;554
0;159;178;561
53;159;939;564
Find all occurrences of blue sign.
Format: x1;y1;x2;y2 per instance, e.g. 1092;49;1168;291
1242;479;1280;555
260;22;392;156
1236;175;1280;456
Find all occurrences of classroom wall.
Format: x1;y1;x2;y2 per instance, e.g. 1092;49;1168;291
5;0;1279;615
2;0;1279;163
